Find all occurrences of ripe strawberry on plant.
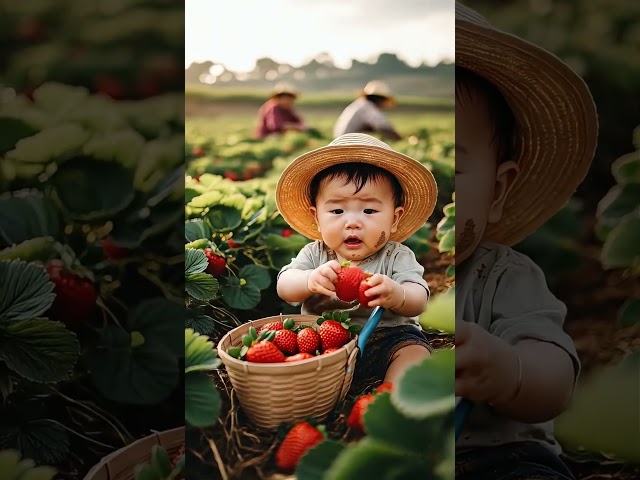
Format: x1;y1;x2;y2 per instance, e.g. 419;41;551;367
335;262;370;302
275;421;324;471
317;320;351;350
281;228;293;238
346;393;376;433
296;327;320;354
45;261;97;330
203;248;226;278
192;146;205;157
376;382;394;393
101;237;131;260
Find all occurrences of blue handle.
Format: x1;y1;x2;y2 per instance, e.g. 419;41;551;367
455;397;474;440
357;306;384;357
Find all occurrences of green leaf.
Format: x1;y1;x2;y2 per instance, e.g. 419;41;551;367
0;261;55;321
365;393;449;455
186;273;219;301
0;237;61;263
185;248;208;275
0;420;69;466
0;192;62;246
296;440;346;480
601;216;640;269
436;216;455;236
185;310;216;335
438;229;455;253
238;264;271;290
442;203;455;217
596;184;640;223
612;151;640;185
0;450;57;480
185;372;220;427
204;205;242;233
220;283;261;310
392;349;455;419
0;318;79;383
185;328;221;373
419;290;454;333
264;233;310;251
150;445;172;477
184;219;211;242
0;117;40;153
324;438;430;480
618;297;640;327
49;157;135;221
445;264;455;277
127;299;184;357
133;464;161;480
108;200;184;249
185;238;209;250
87;325;179;405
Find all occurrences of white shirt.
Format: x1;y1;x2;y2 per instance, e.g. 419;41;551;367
333;97;394;137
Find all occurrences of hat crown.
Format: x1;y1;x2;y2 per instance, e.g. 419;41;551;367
329;133;392;150
456;1;492;27
363;80;393;98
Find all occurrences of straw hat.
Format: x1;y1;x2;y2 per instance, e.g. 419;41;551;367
456;2;598;245
270;82;299;98
275;133;437;243
361;80;396;105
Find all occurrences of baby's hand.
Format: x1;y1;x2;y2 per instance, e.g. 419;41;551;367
362;274;404;310
455;320;520;405
307;260;341;297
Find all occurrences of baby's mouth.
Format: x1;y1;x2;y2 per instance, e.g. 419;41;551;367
344;237;363;246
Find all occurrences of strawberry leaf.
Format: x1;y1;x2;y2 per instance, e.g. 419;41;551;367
296;440;345;480
0;116;40;154
204;205;242;233
0;191;62;246
220;282;261;310
348;325;362;334
0;420;69;466
0;450;57;480
185;273;219;301
238;264;271;290
185;248;208;275
0;260;55;321
184;219;212;243
185;329;220;373
185;372;220;427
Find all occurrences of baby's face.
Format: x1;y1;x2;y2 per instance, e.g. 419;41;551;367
455;88;518;264
310;176;403;263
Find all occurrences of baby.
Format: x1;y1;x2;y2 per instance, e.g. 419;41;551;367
275;132;438;388
455;2;598;479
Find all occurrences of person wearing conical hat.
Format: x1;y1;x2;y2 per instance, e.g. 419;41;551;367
276;132;438;388
454;2;598;478
333;80;402;141
254;82;307;138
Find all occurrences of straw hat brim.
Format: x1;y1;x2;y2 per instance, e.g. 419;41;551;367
457;16;598;245
276;145;438;243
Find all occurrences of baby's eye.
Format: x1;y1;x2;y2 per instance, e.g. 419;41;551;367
363;209;377;214
330;209;344;214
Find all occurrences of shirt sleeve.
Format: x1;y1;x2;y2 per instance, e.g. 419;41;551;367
365;104;394;131
389;245;430;297
277;241;319;279
489;253;580;379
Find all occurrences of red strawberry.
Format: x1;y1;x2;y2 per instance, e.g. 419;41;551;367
296;327;320;354
225;170;238;181
358;280;375;308
376;382;394;393
275;421;324;471
242;172;254;181
256;321;284;335
281;228;293;238
335;263;368;302
318;320;351;349
45;262;97;330
284;352;314;362
227;239;239;248
245;340;286;363
203;249;226;278
273;330;298;355
101;237;130;260
346;394;376;433
170;443;185;476
192;146;205;157
322;347;342;355
94;75;125;100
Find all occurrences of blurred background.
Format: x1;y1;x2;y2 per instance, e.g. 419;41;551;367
466;1;640;477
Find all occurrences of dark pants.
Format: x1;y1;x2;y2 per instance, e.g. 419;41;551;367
350;325;433;394
456;442;575;480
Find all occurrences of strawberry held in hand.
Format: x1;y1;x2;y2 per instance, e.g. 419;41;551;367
203;248;226;278
275;421;324;471
335;262;370;302
45;261;97;329
358;280;375;308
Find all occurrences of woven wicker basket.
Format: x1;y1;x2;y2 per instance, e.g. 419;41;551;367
217;314;358;430
83;427;184;480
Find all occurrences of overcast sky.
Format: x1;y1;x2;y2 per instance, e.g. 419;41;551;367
186;0;454;72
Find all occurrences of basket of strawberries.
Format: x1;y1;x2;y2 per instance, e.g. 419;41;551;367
217;312;362;430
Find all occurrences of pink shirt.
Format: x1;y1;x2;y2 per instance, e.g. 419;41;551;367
254;99;303;138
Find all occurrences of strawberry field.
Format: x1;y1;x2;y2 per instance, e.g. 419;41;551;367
184;97;456;479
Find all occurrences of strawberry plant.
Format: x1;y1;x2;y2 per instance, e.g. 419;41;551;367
595;125;640;327
0;450;56;480
134;444;185;480
436;193;456;277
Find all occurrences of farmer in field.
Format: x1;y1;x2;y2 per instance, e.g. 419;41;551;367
254;82;307;138
333;80;402;141
275;132;438;388
455;2;598;479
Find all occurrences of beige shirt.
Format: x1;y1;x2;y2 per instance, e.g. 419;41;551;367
278;240;430;328
333;97;394;137
456;241;580;455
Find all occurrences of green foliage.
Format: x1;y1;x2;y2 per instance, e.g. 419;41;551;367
0;450;57;480
185;328;221;427
134;444;185;480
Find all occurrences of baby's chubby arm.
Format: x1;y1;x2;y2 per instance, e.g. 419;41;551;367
277;260;341;302
455;320;575;423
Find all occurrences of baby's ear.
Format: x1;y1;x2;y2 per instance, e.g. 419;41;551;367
309;206;320;232
488;161;519;223
391;206;405;233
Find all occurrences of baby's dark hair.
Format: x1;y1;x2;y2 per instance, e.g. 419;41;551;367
309;163;404;207
456;66;517;164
